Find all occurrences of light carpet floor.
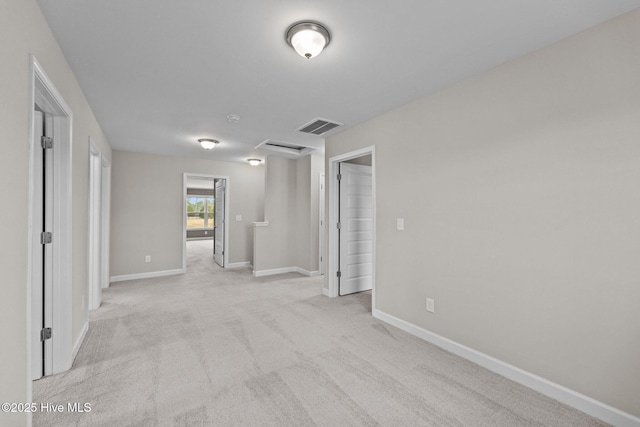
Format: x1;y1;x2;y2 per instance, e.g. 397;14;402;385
33;240;607;426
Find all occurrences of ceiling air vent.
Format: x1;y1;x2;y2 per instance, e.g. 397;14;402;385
255;139;316;158
297;117;343;136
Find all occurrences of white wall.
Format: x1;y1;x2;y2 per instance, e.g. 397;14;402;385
326;9;640;418
0;0;111;425
110;150;264;276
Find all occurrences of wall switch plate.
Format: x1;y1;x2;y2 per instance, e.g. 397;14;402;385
236;215;242;222
397;218;405;231
426;298;435;313
145;255;151;263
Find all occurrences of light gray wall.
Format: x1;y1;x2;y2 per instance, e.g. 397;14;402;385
326;10;640;418
110;151;264;276
1;0;112;424
254;154;324;273
254;156;296;271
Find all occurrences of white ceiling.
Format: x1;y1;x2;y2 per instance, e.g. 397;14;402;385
36;0;640;164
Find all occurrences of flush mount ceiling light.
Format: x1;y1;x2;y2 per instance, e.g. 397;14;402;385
198;138;219;150
285;21;330;59
227;114;240;123
247;159;262;166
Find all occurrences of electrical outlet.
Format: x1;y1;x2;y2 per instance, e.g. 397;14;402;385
236;215;242;222
397;218;405;230
204;230;208;235
426;298;435;313
145;255;151;263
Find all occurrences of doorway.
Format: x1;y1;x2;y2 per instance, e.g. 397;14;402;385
29;57;74;381
327;147;376;306
182;173;230;270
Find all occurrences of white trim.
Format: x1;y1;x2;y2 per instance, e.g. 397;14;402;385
373;309;640;427
252;221;269;227
322;287;331;297
327;146;376;304
227;261;252;269
110;268;185;283
71;322;89;363
101;157;111;290
183;173;230;270
28;56;74;390
87;139;103;311
296;267;320;277
253;266;297;277
253;266;320;277
319;172;325;275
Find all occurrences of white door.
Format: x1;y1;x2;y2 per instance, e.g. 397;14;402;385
338;163;373;295
31;111;54;379
214;179;225;267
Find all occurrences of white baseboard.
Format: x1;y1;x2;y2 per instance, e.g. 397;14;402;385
72;321;88;363
253;266;321;278
253;266;297;277
227;261;252;269
295;267;320;277
110;268;185;283
322;287;332;297
373;309;639;427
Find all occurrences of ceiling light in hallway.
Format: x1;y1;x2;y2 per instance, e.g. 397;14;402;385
198;138;219;150
286;21;330;59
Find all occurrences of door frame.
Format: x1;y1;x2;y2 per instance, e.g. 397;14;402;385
327;146;376;306
319;172;325;275
182;173;230;270
27;55;74;387
87;138;104;310
101;156;111;289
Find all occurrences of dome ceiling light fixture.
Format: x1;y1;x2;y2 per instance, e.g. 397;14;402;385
198;138;219;150
285;21;331;59
247;159;262;166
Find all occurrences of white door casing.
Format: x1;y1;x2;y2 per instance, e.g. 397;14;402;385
29;56;74;389
31;111;44;380
319;173;325;275
338;163;374;295
88;140;102;310
214;179;226;267
101;158;111;289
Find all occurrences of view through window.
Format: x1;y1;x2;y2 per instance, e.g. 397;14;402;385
186;196;214;229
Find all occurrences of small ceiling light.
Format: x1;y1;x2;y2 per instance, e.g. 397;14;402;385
247;159;262;166
198;138;219;150
286;21;330;59
227;114;240;123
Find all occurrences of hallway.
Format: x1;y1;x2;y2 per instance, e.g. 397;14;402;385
32;242;604;426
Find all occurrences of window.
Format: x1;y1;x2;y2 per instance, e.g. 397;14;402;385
186;196;214;229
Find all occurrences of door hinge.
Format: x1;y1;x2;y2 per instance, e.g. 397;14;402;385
41;232;52;244
336;222;341;229
40;327;52;341
337;271;342;278
337;173;342;181
41;136;53;149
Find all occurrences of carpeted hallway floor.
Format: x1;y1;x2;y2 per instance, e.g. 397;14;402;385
32;240;607;426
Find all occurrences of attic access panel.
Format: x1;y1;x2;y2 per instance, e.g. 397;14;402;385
255;139;316;158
